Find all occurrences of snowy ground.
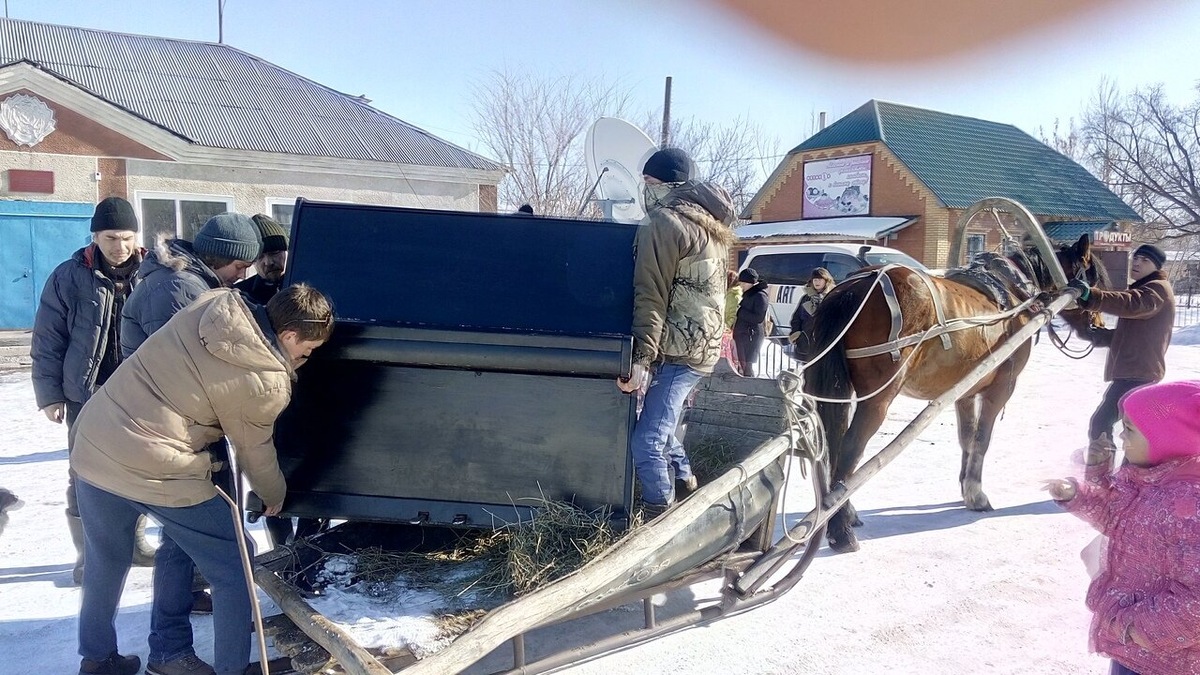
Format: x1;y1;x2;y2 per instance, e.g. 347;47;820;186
3;326;1200;674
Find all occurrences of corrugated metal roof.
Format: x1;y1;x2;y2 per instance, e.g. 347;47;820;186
0;17;501;171
1043;220;1115;243
788;101;1141;223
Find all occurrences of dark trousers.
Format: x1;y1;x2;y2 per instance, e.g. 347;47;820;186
152;439;237;656
264;516;325;547
1089;379;1152;441
76;479;253;674
65;400;84;515
733;330;764;377
1111;660;1140;675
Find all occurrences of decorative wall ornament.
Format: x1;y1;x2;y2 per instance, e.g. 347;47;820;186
0;94;57;147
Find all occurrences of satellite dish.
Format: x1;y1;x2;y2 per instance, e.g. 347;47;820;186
583;117;658;223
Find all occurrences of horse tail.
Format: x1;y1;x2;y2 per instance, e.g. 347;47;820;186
805;279;863;477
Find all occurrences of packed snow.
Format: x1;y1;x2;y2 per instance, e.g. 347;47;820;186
3;324;1200;674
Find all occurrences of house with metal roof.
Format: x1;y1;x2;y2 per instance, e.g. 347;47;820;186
0;16;504;328
741;100;1141;275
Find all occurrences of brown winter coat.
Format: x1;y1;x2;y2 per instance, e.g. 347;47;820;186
70;289;291;508
632;181;736;373
1082;270;1175;382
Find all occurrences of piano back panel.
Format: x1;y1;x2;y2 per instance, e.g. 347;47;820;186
271;201;639;525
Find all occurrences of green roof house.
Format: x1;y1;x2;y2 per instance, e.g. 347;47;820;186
742;100;1141;268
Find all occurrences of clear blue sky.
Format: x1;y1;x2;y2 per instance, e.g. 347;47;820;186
9;0;1198;168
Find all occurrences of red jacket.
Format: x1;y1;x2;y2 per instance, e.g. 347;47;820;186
1063;457;1200;674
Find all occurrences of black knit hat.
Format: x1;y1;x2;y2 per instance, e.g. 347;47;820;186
642;147;693;183
193;213;262;263
251;214;289;253
738;268;759;284
90;196;138;233
1133;243;1167;269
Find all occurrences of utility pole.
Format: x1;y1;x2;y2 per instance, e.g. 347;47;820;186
660;76;672;148
218;0;225;43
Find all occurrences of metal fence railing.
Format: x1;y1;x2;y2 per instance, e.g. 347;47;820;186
1176;294;1200;329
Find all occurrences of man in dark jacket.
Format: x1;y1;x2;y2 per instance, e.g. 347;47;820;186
1070;243;1176;447
618;148;736;518
122;213;260;357
31;196;155;585
733;267;771;377
235;214;289;306
119;212;261;674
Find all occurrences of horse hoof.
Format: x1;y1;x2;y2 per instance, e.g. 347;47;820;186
965;497;994;512
828;535;860;553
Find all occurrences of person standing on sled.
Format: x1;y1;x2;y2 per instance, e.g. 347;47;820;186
618;147;735;519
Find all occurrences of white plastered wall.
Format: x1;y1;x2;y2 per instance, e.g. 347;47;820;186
127;159;478;214
0;150;97;203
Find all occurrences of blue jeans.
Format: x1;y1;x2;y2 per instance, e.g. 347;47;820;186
152;438;239;660
630;362;704;505
76;479;253;675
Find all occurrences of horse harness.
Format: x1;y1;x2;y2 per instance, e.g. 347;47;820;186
841;257;1039;362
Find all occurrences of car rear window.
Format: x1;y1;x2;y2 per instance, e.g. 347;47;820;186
746;252;827;285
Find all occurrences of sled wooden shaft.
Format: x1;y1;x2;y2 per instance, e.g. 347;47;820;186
792;290;1078;539
399;434;794;675
252;566;393;675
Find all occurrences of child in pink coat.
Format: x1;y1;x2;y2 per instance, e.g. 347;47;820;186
1046;380;1200;675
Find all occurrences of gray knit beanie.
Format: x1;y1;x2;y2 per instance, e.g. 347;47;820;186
193;213;262;262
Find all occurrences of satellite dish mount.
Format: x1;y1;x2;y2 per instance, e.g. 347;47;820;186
580;118;658;223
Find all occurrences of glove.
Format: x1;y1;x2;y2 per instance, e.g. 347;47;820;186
1066;278;1090;302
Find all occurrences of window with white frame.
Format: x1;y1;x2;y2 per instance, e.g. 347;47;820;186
136;192;234;247
266;198;296;227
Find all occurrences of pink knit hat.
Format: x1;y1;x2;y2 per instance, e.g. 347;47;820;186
1120;381;1200;463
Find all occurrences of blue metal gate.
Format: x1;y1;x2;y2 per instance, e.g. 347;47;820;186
0;201;93;329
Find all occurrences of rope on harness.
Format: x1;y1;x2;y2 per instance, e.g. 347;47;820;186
790;264;1040;405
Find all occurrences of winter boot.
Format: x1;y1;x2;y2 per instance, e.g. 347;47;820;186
79;651;141;675
66;509;85;585
145;653;216;675
132;514;158;567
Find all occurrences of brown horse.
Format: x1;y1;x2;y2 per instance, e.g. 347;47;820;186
804;234;1106;553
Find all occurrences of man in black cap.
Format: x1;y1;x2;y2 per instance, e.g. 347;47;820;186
619;147;736;518
31;196;156;589
1068;242;1176;451
235;214;289;305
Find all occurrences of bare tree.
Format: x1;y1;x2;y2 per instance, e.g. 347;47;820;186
651;115;781;217
1037;117;1085;164
1080;80;1200;240
469;70;636;216
469;71;780;219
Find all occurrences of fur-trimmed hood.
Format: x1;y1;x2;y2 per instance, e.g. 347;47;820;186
659;180;737;248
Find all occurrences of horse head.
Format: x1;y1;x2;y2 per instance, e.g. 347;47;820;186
1036;233;1110;332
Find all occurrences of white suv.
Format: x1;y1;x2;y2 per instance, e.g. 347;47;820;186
738;243;926;336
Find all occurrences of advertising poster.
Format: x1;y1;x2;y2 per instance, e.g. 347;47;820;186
802;155;872;218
